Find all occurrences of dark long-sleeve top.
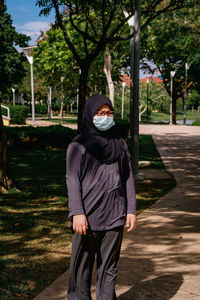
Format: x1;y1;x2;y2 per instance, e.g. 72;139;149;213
66;139;136;230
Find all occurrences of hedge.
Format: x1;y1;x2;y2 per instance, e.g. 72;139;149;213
2;104;29;124
5;125;77;150
35;104;48;115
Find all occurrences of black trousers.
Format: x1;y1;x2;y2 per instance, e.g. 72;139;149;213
67;226;124;300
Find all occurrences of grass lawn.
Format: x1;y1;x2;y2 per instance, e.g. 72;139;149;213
149;110;200;122
191;120;200;126
0;135;176;299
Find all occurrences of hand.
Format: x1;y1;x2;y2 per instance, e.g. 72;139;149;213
125;214;137;232
73;214;88;235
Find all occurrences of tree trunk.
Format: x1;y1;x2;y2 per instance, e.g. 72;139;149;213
0;105;15;193
66;103;69;114
78;65;89;132
104;48;114;106
59;95;64;121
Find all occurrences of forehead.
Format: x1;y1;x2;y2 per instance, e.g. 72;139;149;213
97;104;111;111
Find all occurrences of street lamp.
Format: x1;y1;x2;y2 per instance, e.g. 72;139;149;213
124;3;142;180
21;45;37;125
48;86;52;119
60;76;65;123
123;10;134;123
170;70;176;125
184;62;192;125
11;88;15;106
76;89;79;114
121;82;126;120
146;78;150;122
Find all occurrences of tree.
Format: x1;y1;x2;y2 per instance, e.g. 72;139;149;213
141;1;200;123
36;0;187;130
0;0;29;192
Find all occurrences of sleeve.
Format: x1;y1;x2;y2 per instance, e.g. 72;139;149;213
123;140;137;215
66;142;85;218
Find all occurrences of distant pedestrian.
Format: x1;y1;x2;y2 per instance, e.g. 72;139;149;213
66;95;137;300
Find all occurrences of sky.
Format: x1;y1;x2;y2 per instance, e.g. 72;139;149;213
5;0;153;78
6;0;54;45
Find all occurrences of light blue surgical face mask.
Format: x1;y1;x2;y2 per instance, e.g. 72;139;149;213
93;115;115;131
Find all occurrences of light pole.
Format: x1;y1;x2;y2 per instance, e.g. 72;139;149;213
184;62;191;125
60;76;65;123
121;82;126;119
123;10;134;124
22;46;37;125
76;89;79;114
170;70;176;125
146;78;150;122
48;86;52;119
11;88;15;106
124;0;142;180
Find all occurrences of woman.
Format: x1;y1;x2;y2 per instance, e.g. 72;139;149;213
66;95;137;300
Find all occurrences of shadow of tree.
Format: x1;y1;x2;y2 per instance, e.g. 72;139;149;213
118;274;183;300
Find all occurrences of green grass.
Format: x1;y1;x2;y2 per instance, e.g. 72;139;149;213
149;110;200;122
0;135;176;299
191;120;200;126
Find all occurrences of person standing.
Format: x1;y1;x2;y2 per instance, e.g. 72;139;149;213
66;95;137;300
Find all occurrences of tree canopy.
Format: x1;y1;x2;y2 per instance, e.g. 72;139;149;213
36;0;187;129
0;2;30;98
140;1;200;122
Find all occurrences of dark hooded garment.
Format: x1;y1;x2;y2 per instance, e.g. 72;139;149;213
66;95;136;230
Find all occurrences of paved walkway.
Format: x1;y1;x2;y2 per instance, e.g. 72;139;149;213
33;124;200;300
25;117;77;129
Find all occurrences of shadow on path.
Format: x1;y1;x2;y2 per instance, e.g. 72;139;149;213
118;274;183;300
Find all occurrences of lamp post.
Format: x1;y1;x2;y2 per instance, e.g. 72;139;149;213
124;0;142;180
146;78;150;122
60;76;65;123
22;46;37;125
121;82;126;120
170;70;176;125
11;88;15;106
183;62;191;125
123;10;134;124
48;86;52;119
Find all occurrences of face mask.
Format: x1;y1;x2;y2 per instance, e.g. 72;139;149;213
93;115;115;131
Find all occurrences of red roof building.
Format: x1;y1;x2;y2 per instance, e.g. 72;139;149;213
121;74;163;87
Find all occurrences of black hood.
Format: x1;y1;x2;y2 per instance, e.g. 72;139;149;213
73;94;124;164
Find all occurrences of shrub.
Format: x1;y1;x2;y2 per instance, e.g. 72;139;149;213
5;125;77;150
35;104;48;115
114;119;130;139
2;104;29;124
191;120;200;126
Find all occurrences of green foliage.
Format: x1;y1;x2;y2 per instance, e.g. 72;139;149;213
10;105;29;124
35;0;188;117
141;1;200;100
187;90;200;110
191;120;200;126
5;125;77;149
35;104;48;115
2;104;29;124
0;3;30;97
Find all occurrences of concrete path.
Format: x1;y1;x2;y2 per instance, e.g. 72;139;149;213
33;124;200;300
25;117;77;130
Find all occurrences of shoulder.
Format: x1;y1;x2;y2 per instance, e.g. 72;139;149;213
120;138;128;152
67;142;86;156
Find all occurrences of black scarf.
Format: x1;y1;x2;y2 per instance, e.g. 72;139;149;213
73;95;124;164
